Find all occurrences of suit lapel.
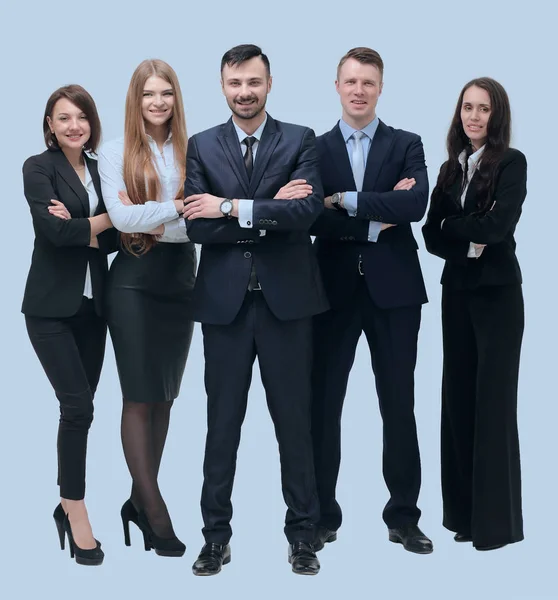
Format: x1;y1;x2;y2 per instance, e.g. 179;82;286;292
362;120;395;191
324;123;355;190
85;154;104;215
248;116;281;197
217;119;250;196
51;149;90;215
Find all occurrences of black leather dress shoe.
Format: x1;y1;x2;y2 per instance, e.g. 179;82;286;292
192;543;231;576
476;543;507;551
454;533;473;543
313;526;337;552
288;542;320;575
388;524;433;554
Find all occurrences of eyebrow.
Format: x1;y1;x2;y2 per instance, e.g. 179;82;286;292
463;102;491;107
143;88;173;93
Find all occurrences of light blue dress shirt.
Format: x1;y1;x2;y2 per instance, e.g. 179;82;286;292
339;117;382;242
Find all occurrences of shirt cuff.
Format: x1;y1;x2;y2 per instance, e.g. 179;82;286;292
238;199;254;228
343;192;358;217
368;221;382;242
163;218;188;239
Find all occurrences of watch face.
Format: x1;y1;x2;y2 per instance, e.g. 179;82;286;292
332;193;340;204
221;199;233;214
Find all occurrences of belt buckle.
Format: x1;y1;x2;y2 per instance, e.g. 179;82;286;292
358;259;364;276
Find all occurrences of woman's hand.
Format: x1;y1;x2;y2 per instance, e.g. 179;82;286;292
118;190;134;206
48;199;71;220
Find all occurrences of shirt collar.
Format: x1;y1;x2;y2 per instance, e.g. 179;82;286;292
458;144;485;170
339;116;379;143
146;130;173;145
83;161;93;187
233;113;268;145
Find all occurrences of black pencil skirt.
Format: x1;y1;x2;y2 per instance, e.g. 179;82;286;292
106;242;196;403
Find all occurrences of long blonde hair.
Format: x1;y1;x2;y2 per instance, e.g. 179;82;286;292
122;59;188;255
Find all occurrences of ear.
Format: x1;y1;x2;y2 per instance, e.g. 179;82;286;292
220;78;225;95
267;75;273;93
335;79;340;95
46;116;54;133
379;80;384;96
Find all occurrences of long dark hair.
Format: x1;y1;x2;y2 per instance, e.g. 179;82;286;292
432;77;511;211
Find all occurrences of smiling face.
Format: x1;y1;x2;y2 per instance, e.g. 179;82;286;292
336;58;383;129
461;85;491;150
221;56;271;129
46;98;91;152
142;75;175;133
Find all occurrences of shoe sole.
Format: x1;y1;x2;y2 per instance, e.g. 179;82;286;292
154;549;186;557
388;534;434;554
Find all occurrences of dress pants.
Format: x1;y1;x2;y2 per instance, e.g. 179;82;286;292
25;297;106;500
312;276;422;530
200;290;319;544
441;284;524;547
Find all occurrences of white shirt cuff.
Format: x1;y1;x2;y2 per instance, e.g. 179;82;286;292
238;199;254;228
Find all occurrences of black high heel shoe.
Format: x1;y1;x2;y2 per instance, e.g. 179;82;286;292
121;499;140;547
63;514;104;566
53;503;66;550
136;510;186;557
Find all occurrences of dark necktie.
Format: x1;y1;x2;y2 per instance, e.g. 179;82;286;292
243;136;256;179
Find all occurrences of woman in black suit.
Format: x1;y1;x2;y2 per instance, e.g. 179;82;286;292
22;85;117;565
422;77;526;551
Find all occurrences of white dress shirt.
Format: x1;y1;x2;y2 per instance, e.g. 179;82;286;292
458;145;486;258
82;163;99;298
235;115;267;233
97;135;189;243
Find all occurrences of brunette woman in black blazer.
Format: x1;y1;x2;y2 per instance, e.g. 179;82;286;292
22;85;117;565
422;77;526;551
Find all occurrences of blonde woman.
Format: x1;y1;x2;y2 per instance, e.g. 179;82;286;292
98;59;195;557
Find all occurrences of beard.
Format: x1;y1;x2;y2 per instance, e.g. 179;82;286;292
229;95;266;121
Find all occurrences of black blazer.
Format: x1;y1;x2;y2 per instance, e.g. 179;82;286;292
422;148;527;290
184;115;329;325
22;148;118;318
310;120;428;310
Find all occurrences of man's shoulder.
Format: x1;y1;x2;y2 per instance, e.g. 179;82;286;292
190;123;224;143
381;122;422;144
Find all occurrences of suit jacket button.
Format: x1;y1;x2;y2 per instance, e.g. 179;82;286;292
259;219;264;224
247;220;251;226
272;220;277;225
244;251;252;258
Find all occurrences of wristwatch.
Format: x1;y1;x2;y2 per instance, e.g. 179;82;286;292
331;192;344;211
220;198;233;218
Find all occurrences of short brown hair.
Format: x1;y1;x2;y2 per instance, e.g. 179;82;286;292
337;47;384;79
43;85;101;152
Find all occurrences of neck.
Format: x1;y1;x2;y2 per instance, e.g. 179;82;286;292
471;141;484;152
61;147;84;169
342;112;376;131
232;111;266;137
145;123;169;147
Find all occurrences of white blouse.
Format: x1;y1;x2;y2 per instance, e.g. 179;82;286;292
97;135;189;243
82;163;99;298
458;145;486;259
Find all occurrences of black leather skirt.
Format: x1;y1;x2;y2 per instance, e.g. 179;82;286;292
106;242;196;403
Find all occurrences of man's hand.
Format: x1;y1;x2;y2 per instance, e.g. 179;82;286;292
381;223;397;231
274;179;312;200
324;196;335;210
393;178;416;191
89;235;99;248
48;199;71;220
183;193;224;220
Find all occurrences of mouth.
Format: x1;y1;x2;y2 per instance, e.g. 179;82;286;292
467;124;482;133
351;100;367;107
149;109;168;116
66;134;83;141
236;99;256;107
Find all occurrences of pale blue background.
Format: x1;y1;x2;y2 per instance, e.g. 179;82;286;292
1;0;555;598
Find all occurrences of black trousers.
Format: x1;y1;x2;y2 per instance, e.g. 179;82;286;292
25;297;106;500
312;276;422;530
441;284;524;548
200;291;319;544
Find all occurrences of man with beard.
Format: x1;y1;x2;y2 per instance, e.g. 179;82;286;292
182;44;328;576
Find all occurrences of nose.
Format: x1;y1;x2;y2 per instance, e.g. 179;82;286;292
471;108;480;121
68;117;80;131
153;94;165;107
354;82;364;95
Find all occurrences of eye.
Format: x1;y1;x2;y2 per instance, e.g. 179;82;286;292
163;91;174;96
59;116;67;121
79;115;88;120
481;106;490;113
143;92;152;97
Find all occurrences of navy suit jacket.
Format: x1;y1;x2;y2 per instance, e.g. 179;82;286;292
185;115;329;325
310;120;428;309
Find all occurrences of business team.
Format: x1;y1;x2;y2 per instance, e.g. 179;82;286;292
21;44;527;572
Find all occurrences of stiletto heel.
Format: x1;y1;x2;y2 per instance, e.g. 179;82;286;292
63;514;104;566
121;499;148;549
53;503;65;550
